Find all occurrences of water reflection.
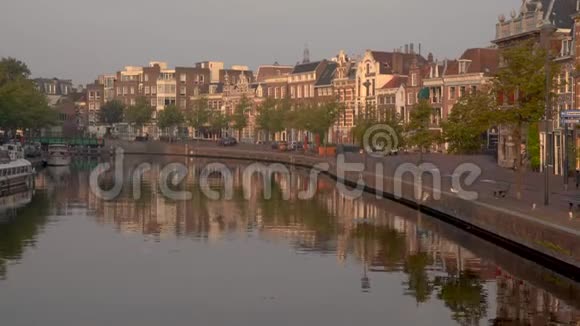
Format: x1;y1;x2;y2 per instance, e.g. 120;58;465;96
0;157;579;325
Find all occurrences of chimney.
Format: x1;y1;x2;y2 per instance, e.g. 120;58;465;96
410;43;415;54
404;44;409;54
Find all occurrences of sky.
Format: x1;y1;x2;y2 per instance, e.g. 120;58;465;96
0;0;522;85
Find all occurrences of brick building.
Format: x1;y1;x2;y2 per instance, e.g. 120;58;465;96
493;0;577;172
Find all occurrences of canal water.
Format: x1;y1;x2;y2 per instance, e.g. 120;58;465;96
1;157;579;325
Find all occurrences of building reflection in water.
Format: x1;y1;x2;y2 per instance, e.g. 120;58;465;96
1;157;580;325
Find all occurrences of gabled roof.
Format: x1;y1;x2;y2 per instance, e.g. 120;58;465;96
255;65;293;82
315;62;337;87
292;61;322;74
369;51;427;75
380;76;408;89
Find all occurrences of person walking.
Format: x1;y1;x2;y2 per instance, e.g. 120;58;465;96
575;170;580;190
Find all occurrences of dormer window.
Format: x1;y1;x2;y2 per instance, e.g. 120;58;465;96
458;60;471;74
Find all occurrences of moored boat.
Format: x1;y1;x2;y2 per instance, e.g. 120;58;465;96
0;151;34;196
45;144;71;166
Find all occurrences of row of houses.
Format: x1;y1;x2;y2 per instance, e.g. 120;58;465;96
84;45;498;144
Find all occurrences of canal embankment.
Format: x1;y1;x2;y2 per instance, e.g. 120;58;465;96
103;140;580;281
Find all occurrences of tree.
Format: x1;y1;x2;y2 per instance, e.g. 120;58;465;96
186;96;210;137
157;105;184;136
407;99;437;161
256;97;279;141
0;57;30;85
0;58;55;137
98;100;125;125
125;97;154;136
442;92;495;154
231;95;250;140
209;110;228;138
492;41;559;198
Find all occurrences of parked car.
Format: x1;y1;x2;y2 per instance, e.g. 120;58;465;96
219;137;238;146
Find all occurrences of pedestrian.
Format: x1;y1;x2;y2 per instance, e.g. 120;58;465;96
576;170;580;190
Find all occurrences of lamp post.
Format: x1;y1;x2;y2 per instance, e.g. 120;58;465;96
541;21;557;206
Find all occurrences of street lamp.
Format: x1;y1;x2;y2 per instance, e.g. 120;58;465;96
541;20;557;206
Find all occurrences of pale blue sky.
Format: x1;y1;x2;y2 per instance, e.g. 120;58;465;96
0;0;521;84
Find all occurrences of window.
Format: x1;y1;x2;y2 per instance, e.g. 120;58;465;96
290;86;295;98
151;98;156;106
449;87;456;99
471;86;477;94
411;73;417;87
144;74;149;82
297;86;302;98
180;74;186;82
180;98;187;108
117;87;121;95
180;86;186;96
366;63;370;75
130;98;136;106
459;86;466;98
151;86;157;95
310;85;314;98
130;87;135;95
123;87;128;95
145;86;150;95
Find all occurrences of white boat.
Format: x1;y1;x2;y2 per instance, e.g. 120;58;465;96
0;151;34;196
46;144;71;166
1;143;25;161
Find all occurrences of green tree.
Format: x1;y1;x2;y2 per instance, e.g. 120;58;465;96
231;95;250;140
256;97;280;141
157;105;184;136
492;41;559;198
407;99;437;161
209;110;228;138
98;100;125;125
442;92;495;154
125;96;154;136
291;100;340;146
0;57;30;85
0;59;55;137
186;96;210;137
